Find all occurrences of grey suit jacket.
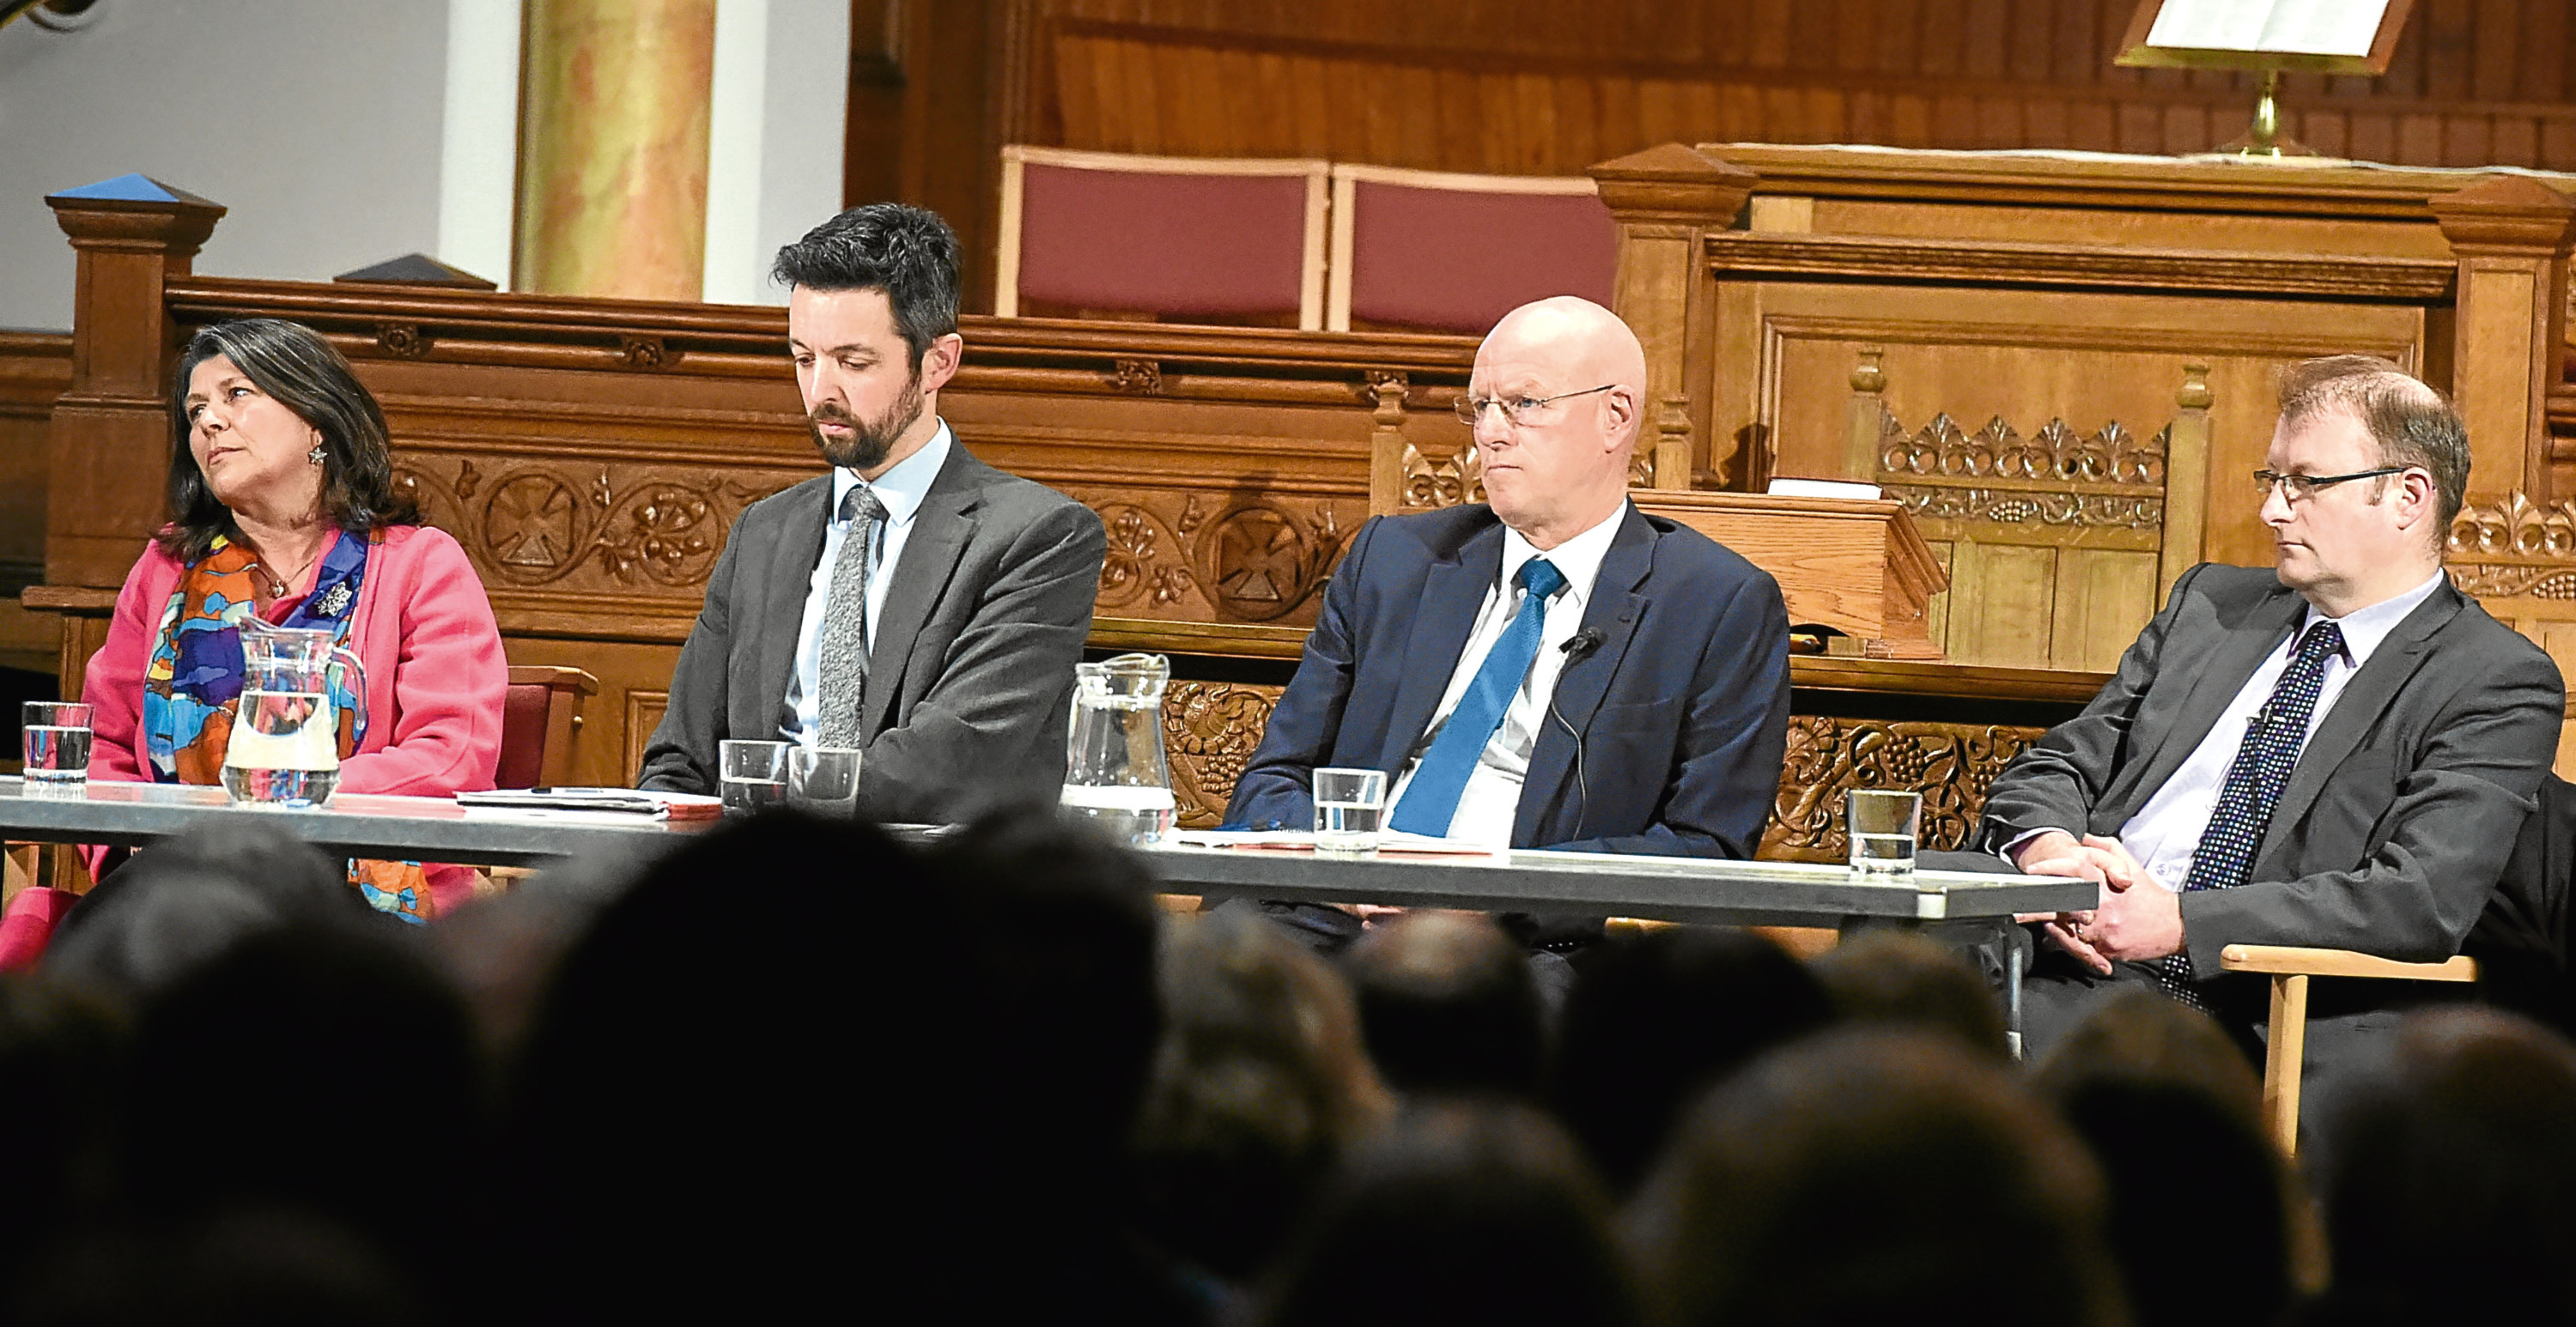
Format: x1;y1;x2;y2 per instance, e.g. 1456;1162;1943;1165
1978;562;2566;980
637;439;1108;823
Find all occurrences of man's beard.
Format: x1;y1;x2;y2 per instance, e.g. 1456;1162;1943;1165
808;379;925;472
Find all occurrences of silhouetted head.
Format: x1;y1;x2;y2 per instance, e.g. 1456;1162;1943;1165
2032;984;2263;1117
1629;1029;2125;1327
18;1207;433;1327
924;807;1164;1193
1133;906;1394;1280
502;812;948;1318
2314;1008;2576;1324
1552;927;1835;1194
1809;930;2010;1061
118;923;479;1301
2029;987;2290;1327
1255;1100;1640;1327
47;820;374;1003
1344;911;1545;1098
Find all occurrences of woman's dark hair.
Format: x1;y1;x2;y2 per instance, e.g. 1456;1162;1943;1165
161;318;420;560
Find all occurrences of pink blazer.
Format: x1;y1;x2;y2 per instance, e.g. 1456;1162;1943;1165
81;524;508;912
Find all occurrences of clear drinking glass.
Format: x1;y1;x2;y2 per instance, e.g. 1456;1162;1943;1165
720;739;791;815
1846;789;1923;883
22;701;93;790
787;746;863;818
1312;767;1387;857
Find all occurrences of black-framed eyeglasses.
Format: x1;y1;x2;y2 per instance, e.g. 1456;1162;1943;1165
1454;384;1616;427
2252;466;2410;503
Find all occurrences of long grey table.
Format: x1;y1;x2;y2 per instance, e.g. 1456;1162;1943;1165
1138;843;2092;1053
0;779;2087;1048
0;777;697;867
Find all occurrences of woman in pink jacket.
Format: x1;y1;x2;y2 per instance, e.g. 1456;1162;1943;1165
80;318;507;921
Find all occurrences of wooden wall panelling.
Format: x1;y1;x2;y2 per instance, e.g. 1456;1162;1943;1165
1714;283;2431;574
2447;489;2576;778
125;270;1481;783
1035;10;2576;180
44;186;224;591
0;334;73;675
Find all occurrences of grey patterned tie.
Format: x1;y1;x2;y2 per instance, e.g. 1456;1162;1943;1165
816;486;886;747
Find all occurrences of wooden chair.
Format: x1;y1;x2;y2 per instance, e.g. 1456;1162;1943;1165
1325;164;1614;335
481;665;599;894
2218;943;2477;1156
995;145;1328;329
499;664;599;790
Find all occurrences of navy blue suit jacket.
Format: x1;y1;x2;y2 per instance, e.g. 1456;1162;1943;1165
1226;501;1791;857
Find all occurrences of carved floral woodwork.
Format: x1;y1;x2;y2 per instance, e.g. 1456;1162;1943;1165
1762;715;2042;863
1400;438;1485;510
1078;488;1364;625
1163;681;1283;827
2449;490;2576;598
1160;691;2044;856
1877;410;2168;530
393;457;805;597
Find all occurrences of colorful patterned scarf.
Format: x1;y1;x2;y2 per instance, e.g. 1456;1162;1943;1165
142;530;435;923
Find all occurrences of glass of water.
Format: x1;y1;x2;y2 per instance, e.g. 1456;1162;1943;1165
787;746;863;818
1847;789;1923;883
22;701;93;791
719;739;790;815
1313;767;1388;857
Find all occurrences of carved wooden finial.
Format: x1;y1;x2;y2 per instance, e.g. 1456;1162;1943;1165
1850;346;1886;395
2178;362;2213;412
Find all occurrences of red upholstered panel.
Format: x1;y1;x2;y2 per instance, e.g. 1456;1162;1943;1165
1347;183;1618;336
495;682;553;790
1018;164;1309;319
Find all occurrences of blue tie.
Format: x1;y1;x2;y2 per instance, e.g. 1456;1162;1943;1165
2149;620;2346;1007
1389;557;1568;838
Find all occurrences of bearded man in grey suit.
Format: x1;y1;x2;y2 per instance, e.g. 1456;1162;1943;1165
1978;356;2564;1080
638;204;1106;822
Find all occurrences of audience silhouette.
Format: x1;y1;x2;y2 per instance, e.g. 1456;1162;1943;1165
0;807;2567;1325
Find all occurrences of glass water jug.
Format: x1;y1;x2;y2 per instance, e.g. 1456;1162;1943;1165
222;618;368;806
1061;652;1175;847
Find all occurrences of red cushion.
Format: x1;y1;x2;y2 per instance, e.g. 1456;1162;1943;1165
1018;163;1310;319
1347;182;1617;335
495;682;552;790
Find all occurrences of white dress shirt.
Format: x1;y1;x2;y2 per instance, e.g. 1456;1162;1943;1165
779;421;952;745
1384;503;1626;847
2066;569;2448;891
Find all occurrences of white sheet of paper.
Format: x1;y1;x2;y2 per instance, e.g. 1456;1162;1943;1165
2147;0;2388;57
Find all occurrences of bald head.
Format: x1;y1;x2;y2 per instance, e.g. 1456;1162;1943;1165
1468;297;1649;548
1481;298;1649;451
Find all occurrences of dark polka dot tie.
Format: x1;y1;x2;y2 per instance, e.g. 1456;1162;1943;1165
2148;620;2345;1009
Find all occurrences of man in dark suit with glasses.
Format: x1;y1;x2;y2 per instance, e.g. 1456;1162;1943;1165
1979;356;2563;1108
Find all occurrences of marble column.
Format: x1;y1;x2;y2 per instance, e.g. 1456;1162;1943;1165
514;0;719;300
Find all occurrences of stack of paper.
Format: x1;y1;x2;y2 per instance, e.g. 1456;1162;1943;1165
454;788;725;821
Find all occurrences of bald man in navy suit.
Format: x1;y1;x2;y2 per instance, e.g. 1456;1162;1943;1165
1225;298;1791;945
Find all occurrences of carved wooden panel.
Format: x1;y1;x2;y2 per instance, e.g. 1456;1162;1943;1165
1871;403;2166;672
1070;489;1365;627
392;454;811;616
1761;715;2044;863
1154;685;2042;857
1163;680;1282;828
2448;491;2576;782
624;689;670;785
